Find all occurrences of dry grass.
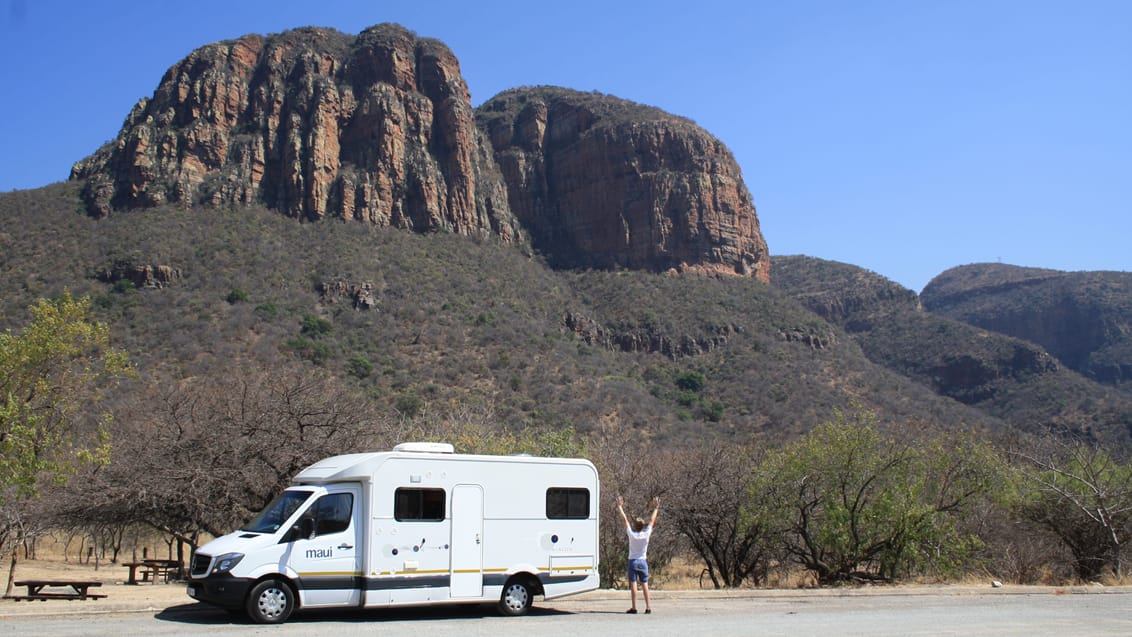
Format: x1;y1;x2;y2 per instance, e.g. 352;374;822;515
651;555;820;590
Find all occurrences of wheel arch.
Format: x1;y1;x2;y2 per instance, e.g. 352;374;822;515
247;574;301;611
507;570;544;597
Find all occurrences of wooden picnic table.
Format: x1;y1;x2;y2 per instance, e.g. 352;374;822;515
6;580;106;601
123;558;183;584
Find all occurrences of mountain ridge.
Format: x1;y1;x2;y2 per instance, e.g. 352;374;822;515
923;263;1132;390
69;23;769;282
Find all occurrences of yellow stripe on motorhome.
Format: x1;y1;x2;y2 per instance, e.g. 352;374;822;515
297;571;362;577
470;566;594;574
394;568;449;575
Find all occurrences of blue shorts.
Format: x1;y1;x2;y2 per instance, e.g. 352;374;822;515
627;558;649;583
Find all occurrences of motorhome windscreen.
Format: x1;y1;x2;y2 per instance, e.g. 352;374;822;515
240;489;314;533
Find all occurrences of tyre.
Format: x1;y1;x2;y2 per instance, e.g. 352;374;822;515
498;577;534;616
245;578;295;624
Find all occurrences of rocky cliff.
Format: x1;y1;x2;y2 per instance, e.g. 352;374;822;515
71;24;520;240
70;26;770;280
923;263;1132;390
477;87;769;281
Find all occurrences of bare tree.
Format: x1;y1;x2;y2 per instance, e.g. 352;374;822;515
57;363;394;552
1012;438;1132;581
667;444;777;588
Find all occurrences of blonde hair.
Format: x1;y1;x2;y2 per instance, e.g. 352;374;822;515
632;517;647;532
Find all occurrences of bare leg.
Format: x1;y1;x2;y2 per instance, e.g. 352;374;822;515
629;580;638;610
642;581;652;611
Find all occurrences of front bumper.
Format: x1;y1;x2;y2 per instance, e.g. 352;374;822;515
186;573;254;610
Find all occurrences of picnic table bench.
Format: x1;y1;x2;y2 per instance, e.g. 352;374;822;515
5;580;106;601
124;558;183;584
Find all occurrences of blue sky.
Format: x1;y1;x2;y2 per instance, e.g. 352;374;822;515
1;0;1128;292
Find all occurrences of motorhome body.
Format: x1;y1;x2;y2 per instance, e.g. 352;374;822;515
187;443;600;623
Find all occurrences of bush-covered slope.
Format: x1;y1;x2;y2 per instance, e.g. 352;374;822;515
1;185;999;445
772;256;1132;446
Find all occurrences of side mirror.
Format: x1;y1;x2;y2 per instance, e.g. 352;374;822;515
298;516;316;539
283;516;316;543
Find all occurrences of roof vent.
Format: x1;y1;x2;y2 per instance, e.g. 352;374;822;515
393;442;455;454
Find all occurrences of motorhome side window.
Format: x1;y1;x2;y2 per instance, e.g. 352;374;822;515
546;487;590;519
394;488;446;521
308;493;353;535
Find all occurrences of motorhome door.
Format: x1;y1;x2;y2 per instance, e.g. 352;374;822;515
450;484;484;597
289;483;363;607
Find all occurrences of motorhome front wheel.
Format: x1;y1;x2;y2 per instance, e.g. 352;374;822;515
246;579;295;624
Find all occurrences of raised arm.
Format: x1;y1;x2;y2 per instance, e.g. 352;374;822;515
648;496;660;528
616;495;631;529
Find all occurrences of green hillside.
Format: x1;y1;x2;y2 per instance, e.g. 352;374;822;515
1;184;1000;447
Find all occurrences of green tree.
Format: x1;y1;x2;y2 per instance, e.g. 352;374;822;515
0;292;131;593
300;314;332;338
674;370;705;393
754;410;1001;584
225;288;250;304
347;355;374;379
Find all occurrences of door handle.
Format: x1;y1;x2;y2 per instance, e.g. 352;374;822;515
338;543;354;550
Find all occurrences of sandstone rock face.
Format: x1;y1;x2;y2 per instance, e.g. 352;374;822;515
476;87;769;281
71;26;771;281
563;311;741;358
97;261;182;288
318;280;378;310
71;24;520;241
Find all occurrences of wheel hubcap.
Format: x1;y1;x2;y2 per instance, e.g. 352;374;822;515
258;588;287;618
505;584;528;610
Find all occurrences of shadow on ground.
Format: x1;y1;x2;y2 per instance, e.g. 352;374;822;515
155;602;573;625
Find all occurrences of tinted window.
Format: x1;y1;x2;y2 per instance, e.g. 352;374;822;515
546;488;590;519
394;488;446;521
310;493;354;535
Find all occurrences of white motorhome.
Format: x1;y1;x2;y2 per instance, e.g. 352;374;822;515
187;442;600;623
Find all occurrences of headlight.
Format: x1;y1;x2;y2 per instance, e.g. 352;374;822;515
212;552;244;574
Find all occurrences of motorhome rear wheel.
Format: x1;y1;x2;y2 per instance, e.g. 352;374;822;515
499;577;534;616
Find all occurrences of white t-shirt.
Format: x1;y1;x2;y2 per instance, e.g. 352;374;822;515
627;526;653;560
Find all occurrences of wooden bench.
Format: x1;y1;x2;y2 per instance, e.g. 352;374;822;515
124;559;183;584
5;580;106;601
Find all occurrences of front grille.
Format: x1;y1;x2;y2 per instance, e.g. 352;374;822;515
190;552;212;577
